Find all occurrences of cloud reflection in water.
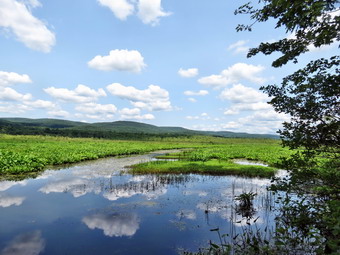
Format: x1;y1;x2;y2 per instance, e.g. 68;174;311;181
1;230;45;255
82;212;140;237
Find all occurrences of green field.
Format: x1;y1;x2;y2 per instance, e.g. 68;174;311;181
0;134;291;177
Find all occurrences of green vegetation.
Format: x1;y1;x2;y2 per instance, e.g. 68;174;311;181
0;135;288;178
131;138;290;177
0;134;201;176
0;118;278;140
130;160;277;178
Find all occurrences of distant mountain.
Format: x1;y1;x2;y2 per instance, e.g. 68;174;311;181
0;118;279;139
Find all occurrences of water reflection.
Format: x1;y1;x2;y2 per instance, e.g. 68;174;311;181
82;212;140;237
1;230;45;255
0;151;283;254
0;194;25;208
0;181;26;192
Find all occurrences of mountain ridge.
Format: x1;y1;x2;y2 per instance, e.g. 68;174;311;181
0;117;279;139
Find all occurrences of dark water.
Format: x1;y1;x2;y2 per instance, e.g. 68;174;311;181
0;151;279;255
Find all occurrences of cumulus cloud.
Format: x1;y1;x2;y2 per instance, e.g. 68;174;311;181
98;0;134;20
44;84;106;103
137;0;171;26
184;90;208;96
24;99;56;109
119;107;155;120
107;83;172;111
88;49;146;73
178;68;198;78
219;84;268;103
198;63;266;89
186;112;210;121
0;87;32;101
222;110;289;134
76;103;117;115
220;84;271;115
47;110;70;118
82;212;140;237
188;97;197;103
0;103;29;113
1;230;45;255
0;71;32;86
0;0;55;52
228;40;249;54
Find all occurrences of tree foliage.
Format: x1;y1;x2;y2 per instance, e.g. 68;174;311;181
236;0;339;253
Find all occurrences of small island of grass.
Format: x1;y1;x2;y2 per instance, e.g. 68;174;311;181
130;159;277;178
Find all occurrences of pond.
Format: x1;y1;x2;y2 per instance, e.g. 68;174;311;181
0;151;280;255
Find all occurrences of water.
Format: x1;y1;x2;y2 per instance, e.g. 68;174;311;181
0;151;278;255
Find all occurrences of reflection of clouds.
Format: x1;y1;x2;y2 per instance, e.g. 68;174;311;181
176;210;197;220
0;181;27;192
183;190;208;197
82;212;140;237
196;201;228;213
0;194;25;208
1;230;45;255
103;186;167;201
39;178;99;198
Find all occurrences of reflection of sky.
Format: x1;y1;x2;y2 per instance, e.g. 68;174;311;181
176;210;197;220
39;177;98;198
82;212;140;237
1;230;45;255
0;151;281;254
0;194;25;208
0;181;27;192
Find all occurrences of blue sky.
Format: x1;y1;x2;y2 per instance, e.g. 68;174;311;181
0;0;337;134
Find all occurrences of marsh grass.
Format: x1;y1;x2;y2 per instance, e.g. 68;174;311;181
130;160;277;178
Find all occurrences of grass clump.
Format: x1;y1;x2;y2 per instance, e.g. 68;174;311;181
130;159;277;178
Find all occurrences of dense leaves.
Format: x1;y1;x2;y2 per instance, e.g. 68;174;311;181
236;0;340;253
236;0;339;67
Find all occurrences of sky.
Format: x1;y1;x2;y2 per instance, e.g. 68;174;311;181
0;0;337;134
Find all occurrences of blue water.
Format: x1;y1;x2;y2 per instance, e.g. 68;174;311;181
0;152;277;255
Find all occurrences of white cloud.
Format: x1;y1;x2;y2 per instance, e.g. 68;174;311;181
188;97;197;103
119;107;155;120
88;49;146;72
20;0;41;9
0;0;55;52
178;68;198;78
0;87;32;101
0;71;32;86
98;0;134;20
24;99;56;109
44;84;106;103
0;103;30;113
76;103;117;115
82;213;140;237
184;90;208;96
219;84;268;103
223;109;239;115
198;63;266;89
222;110;289;134
137;0;171;26
107;83;172;111
228;40;249;54
1;231;45;255
186;112;210;121
47;110;70;118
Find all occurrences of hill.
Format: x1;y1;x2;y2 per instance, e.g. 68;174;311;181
0;118;278;139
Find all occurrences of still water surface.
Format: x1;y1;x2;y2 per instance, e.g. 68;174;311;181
0;151;278;255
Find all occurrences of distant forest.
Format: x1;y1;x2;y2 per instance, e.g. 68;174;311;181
0;118;279;140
